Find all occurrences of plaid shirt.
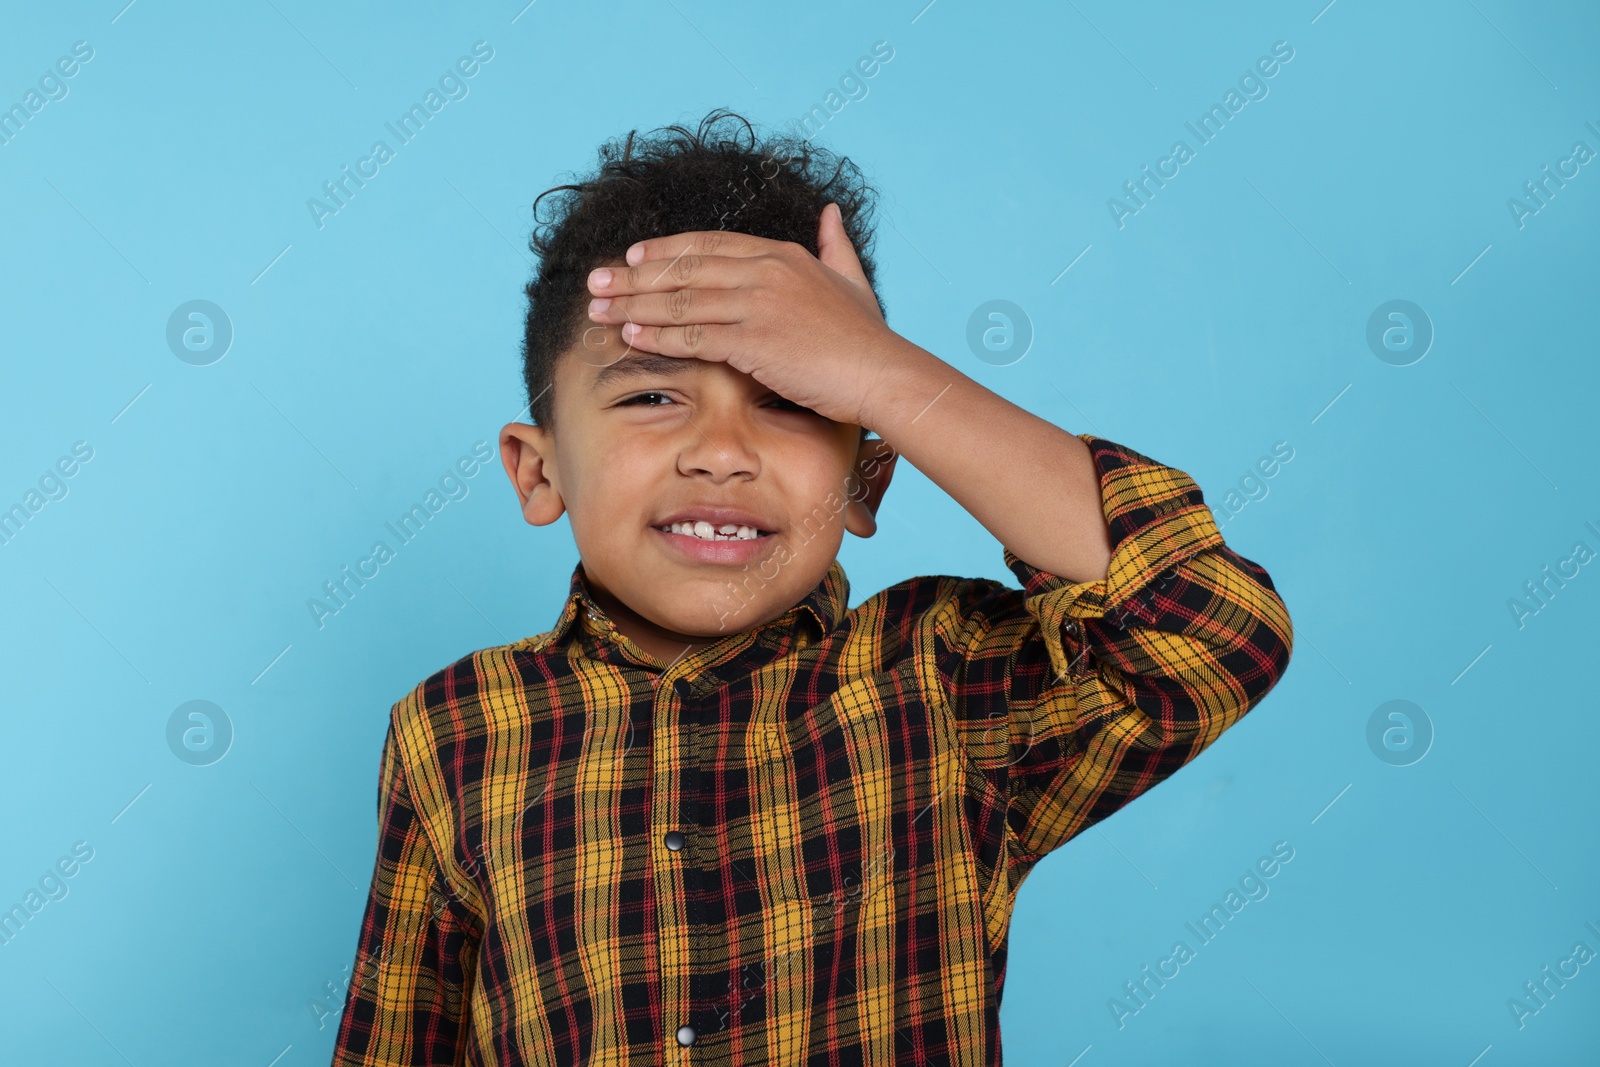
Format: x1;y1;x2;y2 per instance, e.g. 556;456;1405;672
331;434;1293;1066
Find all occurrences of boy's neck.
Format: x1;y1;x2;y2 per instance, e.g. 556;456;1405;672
584;583;712;668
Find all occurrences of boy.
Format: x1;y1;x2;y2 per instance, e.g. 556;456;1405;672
331;109;1292;1066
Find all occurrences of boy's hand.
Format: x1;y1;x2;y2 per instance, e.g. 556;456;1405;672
589;201;1114;583
584;202;911;428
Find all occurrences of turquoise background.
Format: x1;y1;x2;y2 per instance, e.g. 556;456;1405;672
3;0;1598;1063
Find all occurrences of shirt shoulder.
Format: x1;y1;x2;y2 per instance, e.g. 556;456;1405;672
391;630;566;746
840;570;1031;659
385;629;572;835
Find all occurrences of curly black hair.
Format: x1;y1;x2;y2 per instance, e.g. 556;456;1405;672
519;107;885;429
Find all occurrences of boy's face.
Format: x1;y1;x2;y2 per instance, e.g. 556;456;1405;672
500;261;896;651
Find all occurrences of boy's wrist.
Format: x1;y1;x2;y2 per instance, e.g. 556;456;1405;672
857;337;966;437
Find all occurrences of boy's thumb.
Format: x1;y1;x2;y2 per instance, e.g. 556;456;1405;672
816;202;869;287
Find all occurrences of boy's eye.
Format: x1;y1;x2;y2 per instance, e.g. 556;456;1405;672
616;393;816;415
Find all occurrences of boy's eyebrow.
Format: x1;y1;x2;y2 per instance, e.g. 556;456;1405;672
589;353;695;390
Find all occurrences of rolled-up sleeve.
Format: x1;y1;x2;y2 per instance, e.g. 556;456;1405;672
923;433;1294;863
332;703;481;1066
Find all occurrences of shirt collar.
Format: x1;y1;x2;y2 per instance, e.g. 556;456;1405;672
546;558;851;655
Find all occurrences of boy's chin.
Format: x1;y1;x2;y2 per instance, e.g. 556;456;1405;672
658;599;793;640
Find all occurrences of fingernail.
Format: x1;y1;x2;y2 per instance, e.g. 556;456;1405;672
588;297;611;316
589;268;612;290
625;244;643;265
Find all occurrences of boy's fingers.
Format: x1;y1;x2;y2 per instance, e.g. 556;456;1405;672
591;251;774;297
619;319;745;363
623;229;769;268
591;287;742;328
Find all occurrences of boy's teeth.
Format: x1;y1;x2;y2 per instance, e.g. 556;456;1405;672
664;520;761;541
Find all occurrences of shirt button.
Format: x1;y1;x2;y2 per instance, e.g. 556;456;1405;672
676;1024;697;1047
1065;620;1081;637
663;830;685;851
673;679;691;700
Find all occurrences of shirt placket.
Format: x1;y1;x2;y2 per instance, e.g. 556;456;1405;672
580;594;721;1058
656;665;705;1056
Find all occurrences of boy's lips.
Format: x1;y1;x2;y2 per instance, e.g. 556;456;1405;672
650;506;778;565
652;525;774;564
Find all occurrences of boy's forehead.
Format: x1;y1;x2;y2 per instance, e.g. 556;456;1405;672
561;327;703;391
588;352;695;389
552;335;867;441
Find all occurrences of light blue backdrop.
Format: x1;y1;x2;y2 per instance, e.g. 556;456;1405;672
2;1;1597;1063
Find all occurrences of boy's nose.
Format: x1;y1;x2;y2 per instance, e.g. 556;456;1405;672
675;410;761;482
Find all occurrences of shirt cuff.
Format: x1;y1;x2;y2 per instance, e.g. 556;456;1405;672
1002;433;1225;628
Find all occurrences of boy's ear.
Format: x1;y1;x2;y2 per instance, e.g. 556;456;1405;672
499;422;566;527
843;436;898;538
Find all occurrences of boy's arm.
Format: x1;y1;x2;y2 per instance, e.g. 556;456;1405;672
332;714;480;1066
913;428;1294;861
863;339;1117;586
583;217;1289;849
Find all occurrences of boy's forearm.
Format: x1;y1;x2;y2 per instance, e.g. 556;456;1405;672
863;338;1114;585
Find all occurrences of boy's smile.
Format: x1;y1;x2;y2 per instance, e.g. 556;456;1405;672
651;505;774;564
499;262;896;664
